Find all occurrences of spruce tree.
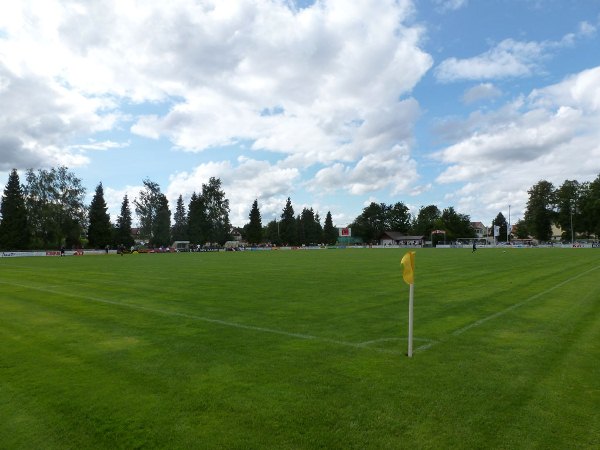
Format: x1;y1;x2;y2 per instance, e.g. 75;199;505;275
150;193;171;247
171;195;188;241
323;211;337;245
87;182;112;248
279;197;297;245
246;199;263;245
188;193;207;245
115;195;134;248
0;169;30;250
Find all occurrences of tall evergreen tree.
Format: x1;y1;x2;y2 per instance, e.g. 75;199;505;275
151;194;171;247
265;219;281;246
246;199;263;245
323;211;337;245
187;193;208;245
87;182;112;248
115;195;134;248
492;212;508;242
0;169;29;250
171;195;188;241
279;197;297;245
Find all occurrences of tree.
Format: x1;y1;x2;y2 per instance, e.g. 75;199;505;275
350;202;387;243
171;195;188;242
298;208;322;245
24;166;86;248
411;205;441;237
201;177;231;245
265;219;281;246
134;179;163;241
0;169;29;250
115;195;134;248
279;197;297;245
513;219;530;239
87;183;112;248
555;180;581;241
524;180;556;241
492;212;508;242
440;207;473;241
388;202;411;233
187;192;208;245
579;174;600;238
323;211;337;245
151;193;171;247
246;199;263;245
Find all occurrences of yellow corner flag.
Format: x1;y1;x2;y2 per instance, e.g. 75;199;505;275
401;251;415;285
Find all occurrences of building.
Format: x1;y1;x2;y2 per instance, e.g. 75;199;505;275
470;222;487;239
379;232;424;246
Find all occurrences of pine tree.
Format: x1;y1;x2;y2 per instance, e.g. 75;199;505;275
246;199;263;245
323;211;337;245
0;169;30;250
151;194;171;247
87;182;112;248
279;197;297;245
115;195;134;248
171;195;188;241
188;192;207;245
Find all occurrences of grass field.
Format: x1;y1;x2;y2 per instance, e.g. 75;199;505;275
1;248;599;449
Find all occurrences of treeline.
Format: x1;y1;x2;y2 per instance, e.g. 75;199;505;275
515;175;600;241
247;197;338;247
3;165;597;251
349;202;475;244
0;167;234;250
0;167;341;250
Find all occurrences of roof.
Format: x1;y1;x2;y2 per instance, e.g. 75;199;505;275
471;221;485;229
380;231;424;240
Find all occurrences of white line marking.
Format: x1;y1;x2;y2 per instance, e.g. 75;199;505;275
415;264;600;353
0;280;405;355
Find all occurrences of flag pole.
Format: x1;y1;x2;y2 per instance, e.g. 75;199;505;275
408;283;414;357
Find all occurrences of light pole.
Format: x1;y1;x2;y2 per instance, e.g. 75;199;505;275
507;204;511;243
570;200;574;245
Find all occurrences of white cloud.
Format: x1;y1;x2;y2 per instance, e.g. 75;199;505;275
462;83;502;104
434;65;600;223
435;39;545;82
312;144;419;195
166;157;301;226
432;0;468;13
435;22;596;83
0;0;431;199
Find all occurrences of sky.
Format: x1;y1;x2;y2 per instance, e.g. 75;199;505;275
1;0;600;228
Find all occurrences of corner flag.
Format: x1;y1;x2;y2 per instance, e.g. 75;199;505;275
401;251;416;357
401;251;415;285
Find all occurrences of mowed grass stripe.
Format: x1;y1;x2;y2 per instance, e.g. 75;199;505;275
1;249;599;448
0;277;407;356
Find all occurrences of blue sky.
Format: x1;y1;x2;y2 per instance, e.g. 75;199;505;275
1;0;599;228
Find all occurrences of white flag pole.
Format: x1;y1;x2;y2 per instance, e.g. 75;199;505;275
408;283;414;357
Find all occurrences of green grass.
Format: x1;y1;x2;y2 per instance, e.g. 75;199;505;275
1;248;599;449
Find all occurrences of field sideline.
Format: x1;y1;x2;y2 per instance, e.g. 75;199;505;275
1;249;599;448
